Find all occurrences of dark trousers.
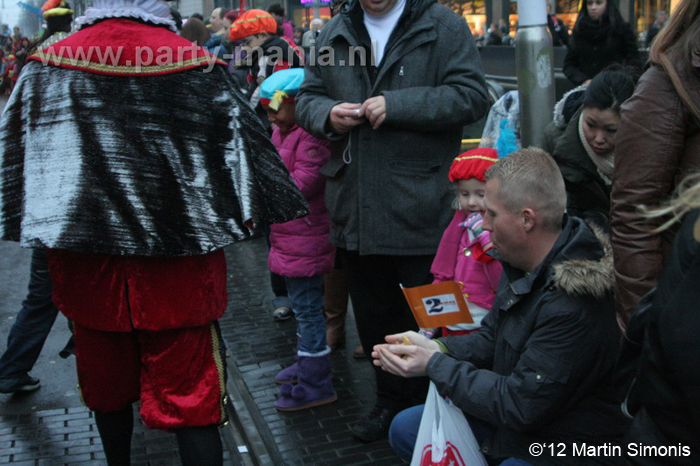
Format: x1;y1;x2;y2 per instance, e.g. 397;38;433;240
340;249;431;410
0;248;58;381
262;222;291;309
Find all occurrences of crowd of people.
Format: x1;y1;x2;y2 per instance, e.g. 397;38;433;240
0;26;32;95
0;0;697;465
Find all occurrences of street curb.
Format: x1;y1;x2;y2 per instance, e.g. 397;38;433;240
222;357;286;466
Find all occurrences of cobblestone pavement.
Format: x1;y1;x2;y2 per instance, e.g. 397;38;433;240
0;406;236;465
220;236;407;466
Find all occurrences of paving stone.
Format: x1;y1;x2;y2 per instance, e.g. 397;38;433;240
38;413;90;423
63;453;94;463
66;444;104;455
65;430;101;442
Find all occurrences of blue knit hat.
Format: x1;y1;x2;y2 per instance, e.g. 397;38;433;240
260;68;305;111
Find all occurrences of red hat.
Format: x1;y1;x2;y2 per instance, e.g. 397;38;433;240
448;148;498;183
229;9;277;41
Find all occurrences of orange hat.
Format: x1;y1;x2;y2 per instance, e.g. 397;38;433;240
229;9;277;41
448;148;498;183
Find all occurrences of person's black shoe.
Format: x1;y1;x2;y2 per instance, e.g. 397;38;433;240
350;406;400;443
0;374;41;394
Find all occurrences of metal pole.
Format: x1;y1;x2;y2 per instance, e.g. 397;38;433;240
515;0;555;149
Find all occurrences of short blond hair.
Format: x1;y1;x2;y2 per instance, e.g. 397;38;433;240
485;147;566;232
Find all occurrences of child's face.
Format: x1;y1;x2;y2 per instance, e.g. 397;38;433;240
263;102;296;133
457;178;486;214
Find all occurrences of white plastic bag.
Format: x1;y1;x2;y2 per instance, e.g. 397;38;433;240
410;382;488;466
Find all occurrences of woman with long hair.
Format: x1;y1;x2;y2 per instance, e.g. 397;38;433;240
563;0;640;86
611;0;700;329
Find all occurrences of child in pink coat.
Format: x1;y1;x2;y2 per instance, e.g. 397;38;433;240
260;69;337;411
426;148;503;337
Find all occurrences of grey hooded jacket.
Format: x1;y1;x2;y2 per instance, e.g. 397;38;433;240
295;0;488;255
427;217;630;464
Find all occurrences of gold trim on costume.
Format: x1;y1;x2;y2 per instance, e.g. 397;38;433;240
452;155;497;162
210;322;229;424
31;51;225;74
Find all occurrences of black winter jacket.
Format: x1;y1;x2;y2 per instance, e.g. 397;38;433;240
625;210;700;465
563;22;639;85
427;216;630;465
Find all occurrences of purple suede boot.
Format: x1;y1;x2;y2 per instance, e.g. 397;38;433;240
274;360;298;385
275;355;337;411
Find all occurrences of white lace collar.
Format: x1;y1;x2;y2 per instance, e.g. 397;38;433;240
74;0;176;32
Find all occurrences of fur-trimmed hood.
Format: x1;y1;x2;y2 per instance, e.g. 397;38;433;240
552;222;614;300
552;84;587;129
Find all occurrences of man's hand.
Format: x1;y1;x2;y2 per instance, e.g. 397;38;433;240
360;96;386;130
371;331;441;378
328;103;366;134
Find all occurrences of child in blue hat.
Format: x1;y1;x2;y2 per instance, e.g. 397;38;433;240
261;68;337;411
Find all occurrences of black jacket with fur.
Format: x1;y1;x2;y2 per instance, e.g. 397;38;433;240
427;216;629;465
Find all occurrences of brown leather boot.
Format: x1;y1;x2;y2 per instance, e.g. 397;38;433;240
324;268;349;351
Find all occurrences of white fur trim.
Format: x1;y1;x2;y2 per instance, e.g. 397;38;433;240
297;346;332;357
552;84;587;129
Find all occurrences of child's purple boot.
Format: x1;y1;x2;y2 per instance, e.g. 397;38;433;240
275;353;337;411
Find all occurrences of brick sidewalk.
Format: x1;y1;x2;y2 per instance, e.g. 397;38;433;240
220;237;407;466
0;407;236;465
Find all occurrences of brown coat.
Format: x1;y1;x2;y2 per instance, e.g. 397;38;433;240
611;56;700;327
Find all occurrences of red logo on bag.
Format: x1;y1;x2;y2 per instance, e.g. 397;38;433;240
419;442;467;466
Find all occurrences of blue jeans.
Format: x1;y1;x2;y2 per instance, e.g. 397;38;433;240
285;275;326;354
389;405;533;466
0;248;59;381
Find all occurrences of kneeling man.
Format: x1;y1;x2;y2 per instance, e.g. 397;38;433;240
373;147;629;465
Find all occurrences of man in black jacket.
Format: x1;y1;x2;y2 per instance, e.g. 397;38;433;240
374;148;629;464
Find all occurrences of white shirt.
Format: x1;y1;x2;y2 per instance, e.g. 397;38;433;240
362;0;406;65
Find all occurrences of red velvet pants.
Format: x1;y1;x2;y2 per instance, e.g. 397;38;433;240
47;249;229;431
73;322;228;431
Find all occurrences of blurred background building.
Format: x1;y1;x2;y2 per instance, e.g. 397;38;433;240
0;0;678;47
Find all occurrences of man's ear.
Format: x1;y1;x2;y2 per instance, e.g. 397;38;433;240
521;208;536;232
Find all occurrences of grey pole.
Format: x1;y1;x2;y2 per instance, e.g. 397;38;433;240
515;0;555;149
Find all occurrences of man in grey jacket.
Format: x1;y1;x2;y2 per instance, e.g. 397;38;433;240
373;148;629;464
295;0;488;443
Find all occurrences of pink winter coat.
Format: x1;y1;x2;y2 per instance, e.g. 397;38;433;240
431;210;502;310
268;125;335;277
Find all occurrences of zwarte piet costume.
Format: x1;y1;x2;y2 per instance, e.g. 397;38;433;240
0;0;307;440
